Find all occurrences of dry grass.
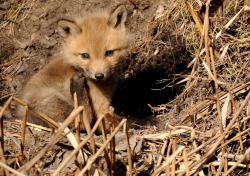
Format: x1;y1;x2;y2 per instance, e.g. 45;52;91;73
0;0;249;175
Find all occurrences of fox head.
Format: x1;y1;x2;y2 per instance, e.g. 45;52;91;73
58;5;131;81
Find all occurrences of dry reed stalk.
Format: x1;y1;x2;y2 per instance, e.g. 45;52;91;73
18;106;84;173
82;105;96;154
157;140;168;167
12;96;60;129
192;141;205;176
52;114;106;176
123;121;132;176
188;6;245;68
223;148;250;176
0;161;25;176
171;139;176;176
210;46;227;173
14;120;51;131
187;21;206;86
0;96;12;176
185;2;203;33
19;106;28;165
220;128;250;149
204;0;211;80
73;93;82;173
100;119;111;175
226;83;244;153
29;107;59;129
182;147;190;176
181;82;247;122
204;161;247;168
110;124;116;175
152;146;185;176
77;119;127;176
165;140;172;176
190;91;250;175
216;155;226;176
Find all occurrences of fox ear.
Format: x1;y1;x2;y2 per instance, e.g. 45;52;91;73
108;5;127;29
58;19;81;38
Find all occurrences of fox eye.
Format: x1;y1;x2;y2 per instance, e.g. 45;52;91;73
81;53;89;59
105;50;114;57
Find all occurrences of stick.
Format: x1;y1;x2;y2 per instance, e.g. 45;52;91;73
0;161;25;176
52;115;106;176
157;140;168;167
20;106;28;165
223;148;250;176
187;7;245;68
210;46;227;173
0;96;12;176
171;139;176;176
204;0;211;80
12;97;59;129
100;119;110;175
183;147;190;176
124;121;132;176
73;93;82;174
226;83;244;153
19;106;84;173
220;128;250;148
165;140;172;176
152;146;185;176
77;119;127;176
191;91;250;174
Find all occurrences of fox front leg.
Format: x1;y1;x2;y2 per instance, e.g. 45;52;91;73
70;72;94;130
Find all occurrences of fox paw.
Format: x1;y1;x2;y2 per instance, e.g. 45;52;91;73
70;72;87;96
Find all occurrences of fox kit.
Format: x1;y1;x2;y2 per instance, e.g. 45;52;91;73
17;5;132;130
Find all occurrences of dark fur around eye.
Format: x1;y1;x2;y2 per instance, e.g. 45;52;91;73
105;50;114;57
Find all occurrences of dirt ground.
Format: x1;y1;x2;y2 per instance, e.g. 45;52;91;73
0;0;249;175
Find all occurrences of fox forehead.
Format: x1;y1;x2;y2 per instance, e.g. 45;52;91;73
66;13;126;56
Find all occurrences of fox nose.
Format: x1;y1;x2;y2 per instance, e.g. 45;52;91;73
95;73;104;80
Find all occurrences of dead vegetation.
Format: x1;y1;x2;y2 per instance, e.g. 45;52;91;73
0;0;250;175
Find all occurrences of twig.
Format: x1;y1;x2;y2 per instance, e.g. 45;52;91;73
226;83;244;153
73;93;82;173
52;114;106;176
185;2;203;33
12;97;60;129
0;161;25;176
19;106;84;173
152;146;185;176
210;46;227;173
157;140;168;167
204;0;211;80
223;148;250;176
186;18;205;86
0;96;12;176
171;139;176;176
188;7;245;67
100;119;110;175
165;140;172;176
20;106;28;165
182;147;190;176
220;127;250;149
77;119;127;176
14;120;52;132
124;121;132;176
191;91;250;175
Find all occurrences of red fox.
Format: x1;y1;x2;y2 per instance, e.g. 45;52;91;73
17;5;132;130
